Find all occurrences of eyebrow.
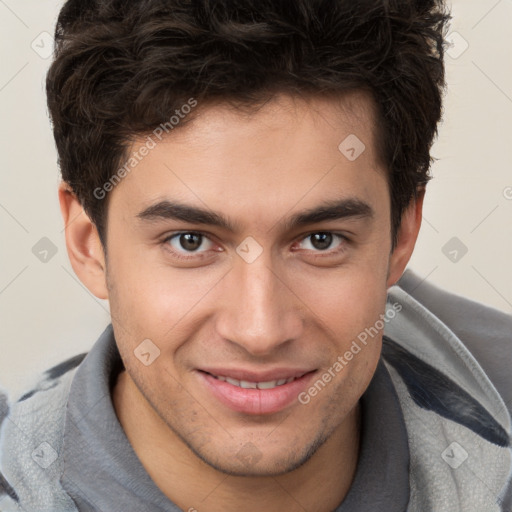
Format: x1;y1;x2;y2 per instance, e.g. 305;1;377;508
136;198;373;232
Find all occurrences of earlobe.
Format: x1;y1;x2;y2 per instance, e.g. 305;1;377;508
58;182;109;300
386;188;425;288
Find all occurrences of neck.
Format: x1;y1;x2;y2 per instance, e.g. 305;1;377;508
113;369;361;512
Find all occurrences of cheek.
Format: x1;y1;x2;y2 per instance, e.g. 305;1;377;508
291;260;389;339
106;243;225;341
288;258;388;394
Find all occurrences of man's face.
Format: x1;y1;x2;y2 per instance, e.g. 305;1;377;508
105;92;394;476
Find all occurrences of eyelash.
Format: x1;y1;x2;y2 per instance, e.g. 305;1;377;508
161;231;349;261
162;231;217;261
294;232;348;255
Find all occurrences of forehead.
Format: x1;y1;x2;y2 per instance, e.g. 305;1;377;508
169;90;379;153
108;91;387;229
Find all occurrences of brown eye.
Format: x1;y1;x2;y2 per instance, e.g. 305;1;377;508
309;232;333;250
179;233;203;251
296;232;347;253
166;232;214;254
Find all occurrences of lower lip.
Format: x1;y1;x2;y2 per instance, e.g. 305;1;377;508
199;371;316;415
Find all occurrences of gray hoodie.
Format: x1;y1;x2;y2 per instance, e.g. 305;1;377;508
1;270;511;511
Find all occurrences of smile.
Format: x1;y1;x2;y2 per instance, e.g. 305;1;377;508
199;369;316;415
209;374;300;390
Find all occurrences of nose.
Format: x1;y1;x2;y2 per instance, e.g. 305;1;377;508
215;254;304;357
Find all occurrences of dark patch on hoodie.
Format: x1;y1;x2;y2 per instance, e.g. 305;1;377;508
45;353;88;381
383;336;510;448
0;471;19;502
17;353;87;403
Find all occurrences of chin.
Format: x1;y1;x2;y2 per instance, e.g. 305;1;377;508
187;431;329;478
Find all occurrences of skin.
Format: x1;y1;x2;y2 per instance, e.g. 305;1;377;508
59;91;423;512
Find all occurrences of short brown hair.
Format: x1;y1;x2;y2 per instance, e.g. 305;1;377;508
46;0;451;247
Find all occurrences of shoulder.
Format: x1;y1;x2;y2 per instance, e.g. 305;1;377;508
0;353;87;511
397;269;512;411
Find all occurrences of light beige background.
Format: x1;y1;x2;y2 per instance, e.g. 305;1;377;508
1;0;511;397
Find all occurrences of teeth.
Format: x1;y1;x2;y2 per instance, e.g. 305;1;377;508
240;380;257;389
257;380;278;390
213;375;297;389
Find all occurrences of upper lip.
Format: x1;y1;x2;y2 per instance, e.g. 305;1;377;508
199;367;315;382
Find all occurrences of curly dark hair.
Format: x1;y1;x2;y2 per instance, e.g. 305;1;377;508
47;0;451;248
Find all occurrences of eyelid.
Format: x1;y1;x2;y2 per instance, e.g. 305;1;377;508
163;229;215;243
296;232;347;250
162;230;220;259
161;230;349;261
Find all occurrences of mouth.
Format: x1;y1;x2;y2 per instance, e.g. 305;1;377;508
197;368;317;415
207;373;306;390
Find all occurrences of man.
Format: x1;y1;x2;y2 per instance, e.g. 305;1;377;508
1;0;511;511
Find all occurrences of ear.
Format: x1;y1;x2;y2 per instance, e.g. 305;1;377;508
58;182;109;299
386;188;425;288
